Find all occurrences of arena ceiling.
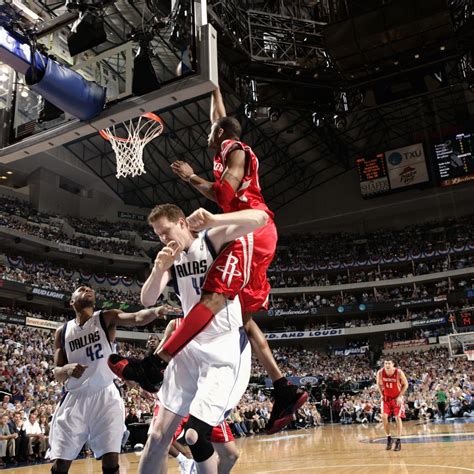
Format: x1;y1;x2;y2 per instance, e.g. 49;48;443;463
3;0;474;213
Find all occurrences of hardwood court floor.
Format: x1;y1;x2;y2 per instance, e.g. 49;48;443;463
5;419;474;474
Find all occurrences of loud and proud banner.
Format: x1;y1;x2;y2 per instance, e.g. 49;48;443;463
385;143;429;189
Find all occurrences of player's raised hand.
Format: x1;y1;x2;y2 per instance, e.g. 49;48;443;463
171;160;194;181
186;208;216;232
152;304;182;320
66;363;88;379
154;240;182;271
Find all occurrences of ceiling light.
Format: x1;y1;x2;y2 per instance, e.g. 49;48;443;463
414;53;420;59
333;114;347;130
6;171;13;175
0;176;7;180
67;11;107;56
268;108;281;122
312;112;324;128
440;45;446;51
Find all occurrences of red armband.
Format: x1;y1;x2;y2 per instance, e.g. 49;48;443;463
212;179;236;210
162;303;214;356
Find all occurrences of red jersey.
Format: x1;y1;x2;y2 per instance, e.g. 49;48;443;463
381;368;401;399
213;139;274;219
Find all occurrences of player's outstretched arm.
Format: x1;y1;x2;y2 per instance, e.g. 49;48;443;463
187;207;269;253
170;160;216;202
171;145;246;206
211;86;227;122
103;306;179;329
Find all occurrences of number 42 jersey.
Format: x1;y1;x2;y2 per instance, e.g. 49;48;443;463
62;311;116;393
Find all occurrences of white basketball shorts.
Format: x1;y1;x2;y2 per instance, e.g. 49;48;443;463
49;384;125;460
159;327;251;426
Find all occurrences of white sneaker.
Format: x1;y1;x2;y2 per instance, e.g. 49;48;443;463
178;457;196;474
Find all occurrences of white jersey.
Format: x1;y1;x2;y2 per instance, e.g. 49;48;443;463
62;311;115;393
170;231;243;339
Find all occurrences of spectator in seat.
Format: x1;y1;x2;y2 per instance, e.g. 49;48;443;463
125;407;139;427
0;414;17;466
8;412;28;462
24;411;47;460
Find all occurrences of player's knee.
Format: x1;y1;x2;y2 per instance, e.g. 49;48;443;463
223;446;239;466
185;427;199;445
183;416;214;463
200;291;226;314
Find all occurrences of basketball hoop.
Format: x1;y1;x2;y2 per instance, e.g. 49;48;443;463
99;112;164;179
466;350;474;361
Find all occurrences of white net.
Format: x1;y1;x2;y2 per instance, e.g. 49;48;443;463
100;112;164;178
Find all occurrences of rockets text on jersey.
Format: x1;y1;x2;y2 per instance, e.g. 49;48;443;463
170;231;243;339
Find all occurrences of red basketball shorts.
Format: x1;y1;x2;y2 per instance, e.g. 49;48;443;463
153;406;235;444
202;219;277;314
381;397;405;418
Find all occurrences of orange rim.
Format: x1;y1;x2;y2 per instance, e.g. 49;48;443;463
99;112;164;143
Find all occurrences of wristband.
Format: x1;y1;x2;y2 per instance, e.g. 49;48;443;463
187;173;197;182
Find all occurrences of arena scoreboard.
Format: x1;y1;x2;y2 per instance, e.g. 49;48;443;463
456;310;473;328
434;132;474;187
356;143;429;197
356;153;389;197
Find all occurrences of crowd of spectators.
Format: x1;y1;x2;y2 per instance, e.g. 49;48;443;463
1;215;141;257
65;217;149;239
2;257;463;316
270;308;450;333
1;197;142;256
1;323;473;466
271;214;474;271
270;255;474;288
4;195;474;282
0;262;142;306
269;280;453;313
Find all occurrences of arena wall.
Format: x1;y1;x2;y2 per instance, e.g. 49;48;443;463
277;170;474;233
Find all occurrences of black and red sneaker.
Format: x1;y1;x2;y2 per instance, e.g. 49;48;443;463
266;378;309;434
107;354;166;393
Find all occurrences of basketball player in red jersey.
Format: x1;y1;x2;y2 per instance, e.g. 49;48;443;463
376;359;409;451
169;86;307;433
109;87;307;434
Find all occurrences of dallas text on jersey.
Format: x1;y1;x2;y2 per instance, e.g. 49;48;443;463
175;260;208;278
69;330;101;352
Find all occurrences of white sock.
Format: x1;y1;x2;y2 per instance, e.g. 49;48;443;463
176;453;187;464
